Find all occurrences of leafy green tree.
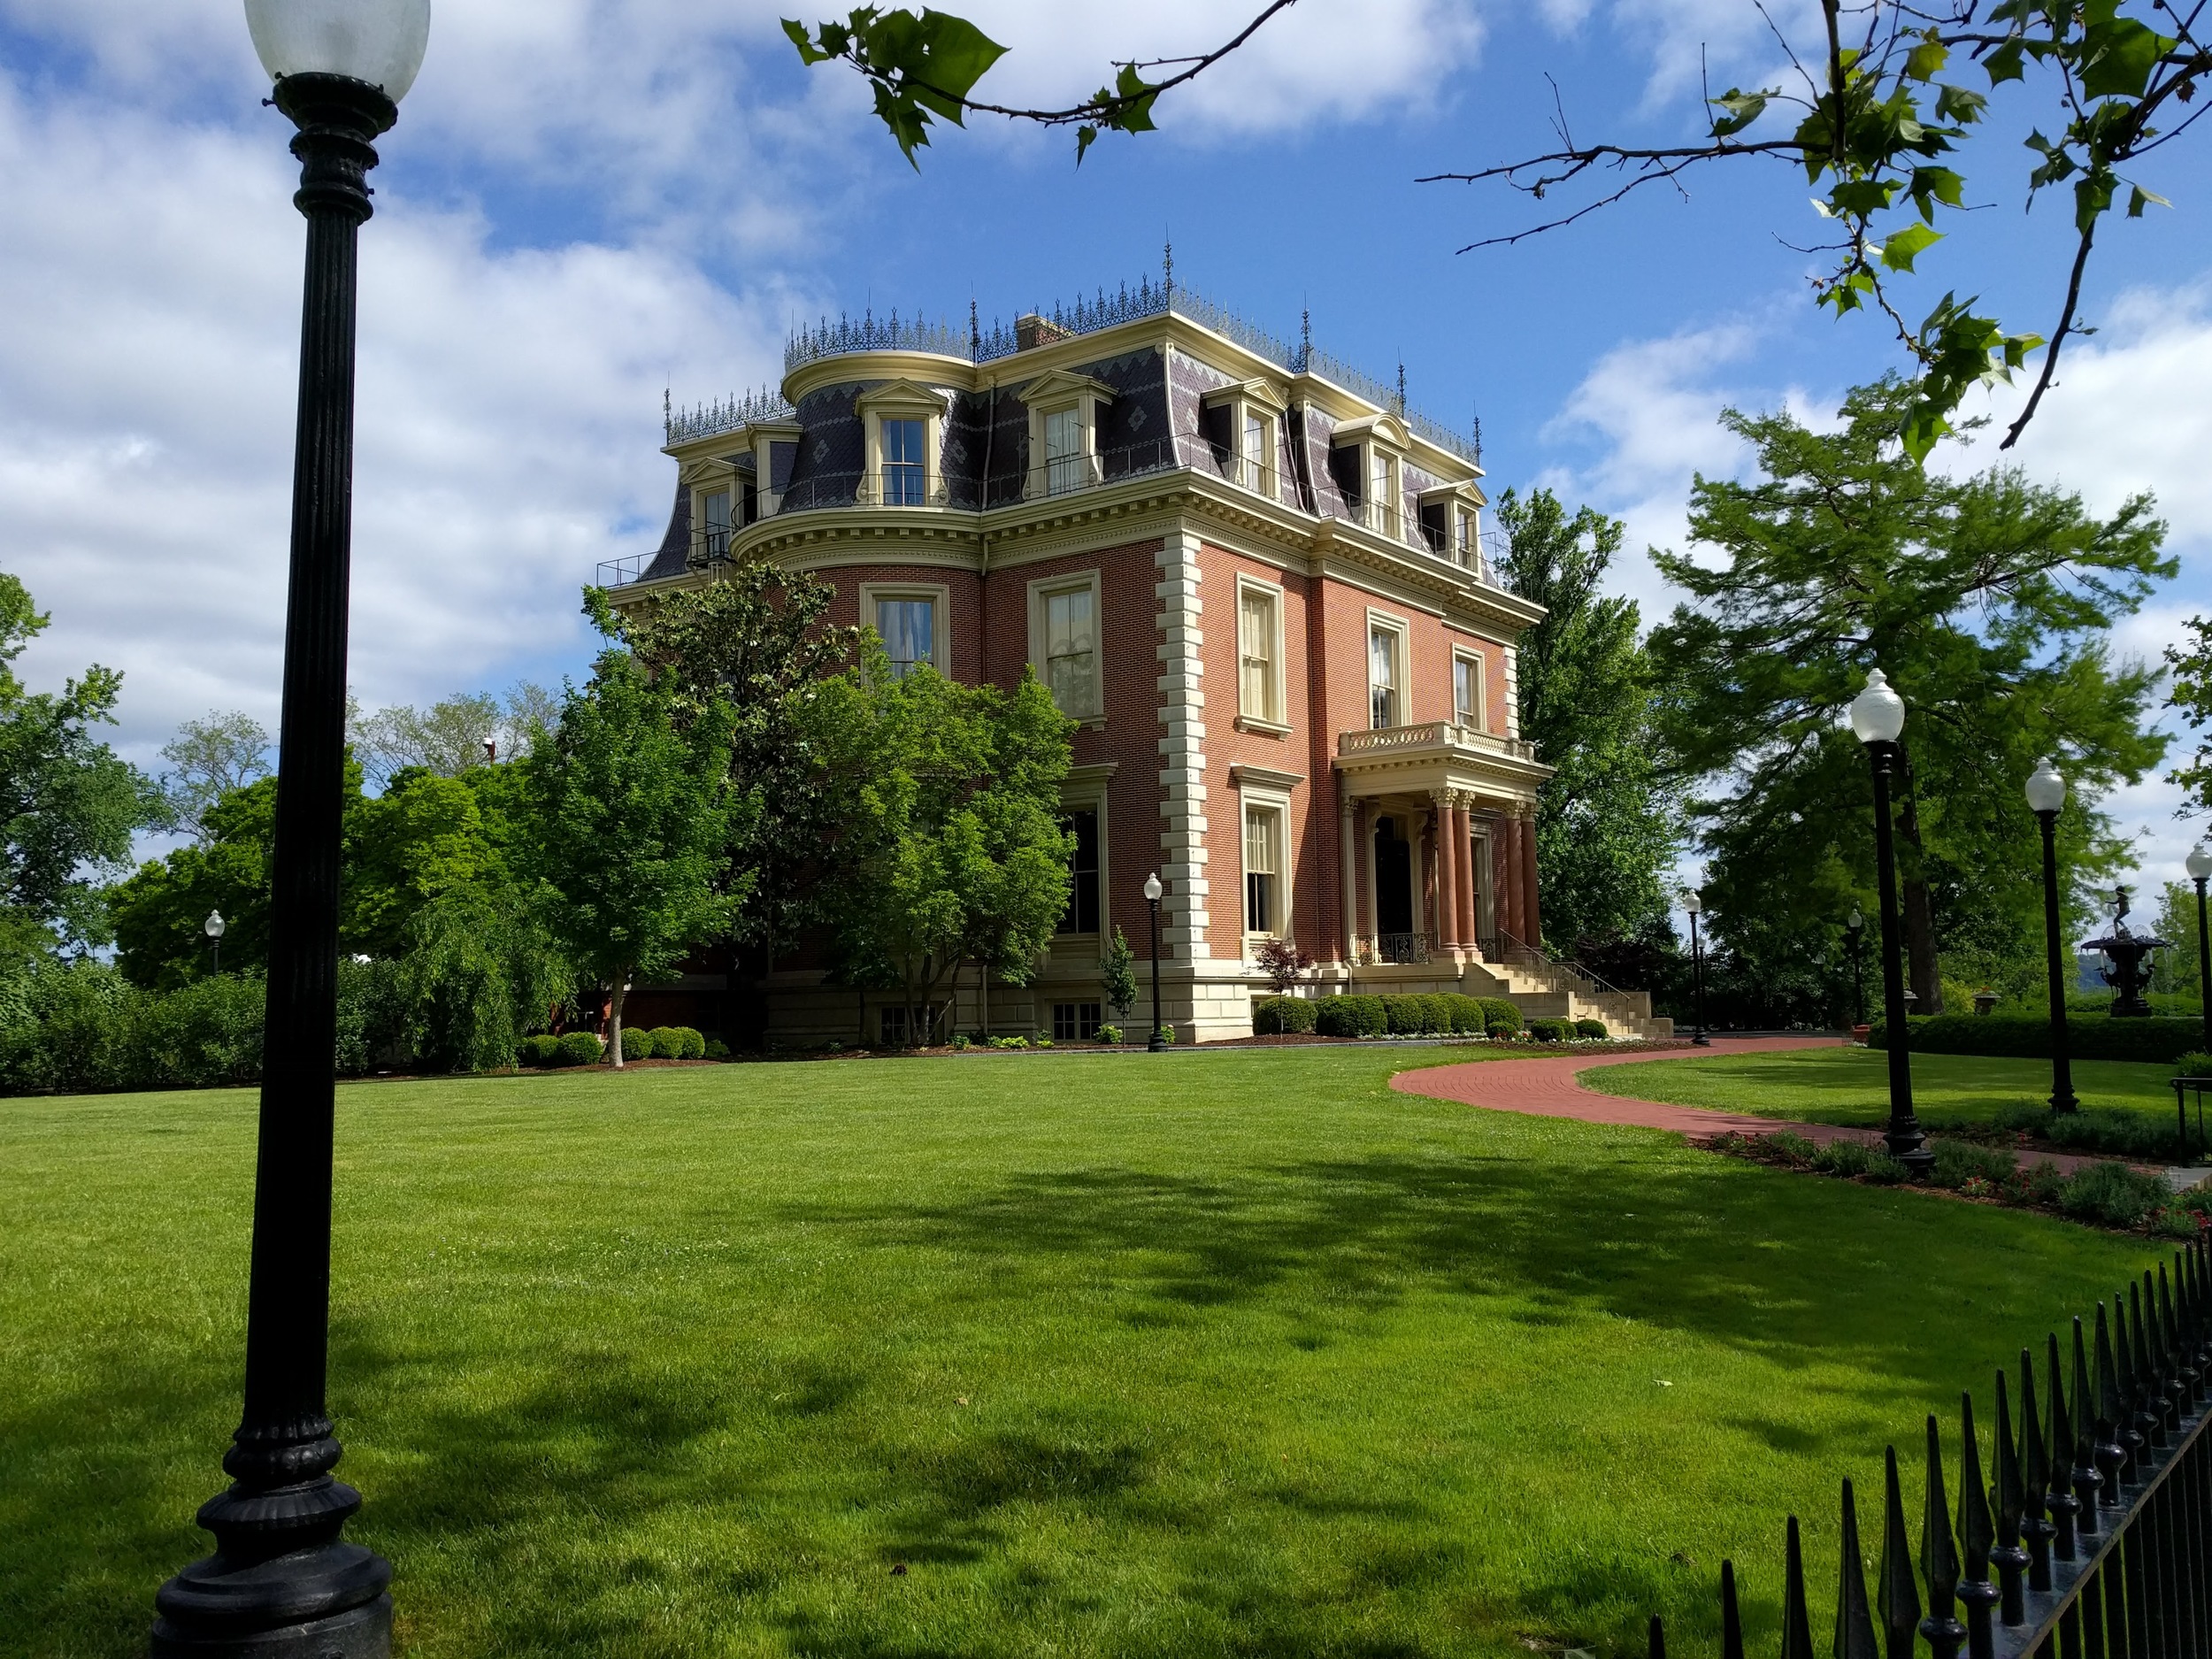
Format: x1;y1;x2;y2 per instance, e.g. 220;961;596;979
2163;618;2212;818
803;653;1072;1044
589;566;862;999
1493;488;1680;955
1648;379;2172;1014
159;710;271;842
1101;926;1140;1025
518;649;738;1066
0;572;164;953
396;883;572;1072
348;683;557;788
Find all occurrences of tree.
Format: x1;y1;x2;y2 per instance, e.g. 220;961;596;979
349;683;557;788
803;654;1072;1045
2149;879;2200;1002
0;572;163;953
589;567;863;997
518;649;738;1066
160;711;271;843
2164;618;2212;818
395;883;572;1072
1102;926;1140;1025
1647;378;2172;1013
1493;488;1681;955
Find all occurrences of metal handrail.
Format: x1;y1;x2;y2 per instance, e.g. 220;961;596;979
1356;933;1433;966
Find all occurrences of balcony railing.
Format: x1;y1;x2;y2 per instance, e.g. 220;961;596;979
1339;722;1539;763
1356;933;1433;966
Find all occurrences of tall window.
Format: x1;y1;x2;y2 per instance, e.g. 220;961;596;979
1045;406;1083;495
1242;410;1267;488
1058;808;1101;935
876;596;934;678
1239;586;1279;724
1244;804;1281;936
1454;652;1484;730
1455;507;1476;563
1370;449;1397;535
702;489;732;561
1044;587;1096;717
1369;626;1400;729
882;418;925;505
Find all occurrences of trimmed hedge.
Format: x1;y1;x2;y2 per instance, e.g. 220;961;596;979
648;1025;706;1059
618;1025;651;1062
1316;995;1387;1038
1870;1013;2202;1064
1252;996;1319;1034
1526;1018;1575;1043
556;1031;604;1066
1478;997;1523;1033
518;1033;561;1067
1575;1018;1609;1040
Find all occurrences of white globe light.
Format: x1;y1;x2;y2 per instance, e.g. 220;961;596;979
1682;890;1701;916
1847;668;1906;746
245;0;432;101
2024;756;2067;815
1848;908;1863;931
1143;872;1164;902
204;909;227;940
2189;843;2212;882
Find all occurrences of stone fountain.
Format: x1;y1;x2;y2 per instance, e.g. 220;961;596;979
2080;885;2170;1018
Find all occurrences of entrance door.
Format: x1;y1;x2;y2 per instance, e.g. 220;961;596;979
1470;830;1494;939
1372;816;1413;935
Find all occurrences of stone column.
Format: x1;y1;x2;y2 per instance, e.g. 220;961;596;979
1519;803;1543;951
1155;529;1210;967
1430;790;1461;949
1455;797;1479;948
1497;812;1522;943
1339;788;1358;964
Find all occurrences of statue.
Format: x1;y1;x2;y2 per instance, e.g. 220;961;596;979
2080;885;2170;1018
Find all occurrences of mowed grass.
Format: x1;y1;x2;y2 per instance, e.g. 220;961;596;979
0;1048;2170;1659
1583;1045;2178;1130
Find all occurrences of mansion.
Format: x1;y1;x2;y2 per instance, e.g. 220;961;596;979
607;280;1666;1043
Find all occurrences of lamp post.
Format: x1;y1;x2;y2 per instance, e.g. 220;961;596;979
2189;842;2212;1056
2026;757;2078;1115
1846;908;1865;1029
1849;668;1932;1176
1683;888;1710;1046
152;5;429;1655
204;909;227;977
1144;872;1165;1051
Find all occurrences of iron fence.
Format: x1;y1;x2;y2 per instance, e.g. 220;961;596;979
1647;1240;2212;1659
1360;933;1432;965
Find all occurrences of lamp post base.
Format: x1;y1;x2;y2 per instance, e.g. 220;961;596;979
1148;1034;1166;1052
153;1591;389;1659
152;1476;391;1658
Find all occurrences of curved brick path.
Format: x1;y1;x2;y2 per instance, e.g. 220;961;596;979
1390;1036;2153;1178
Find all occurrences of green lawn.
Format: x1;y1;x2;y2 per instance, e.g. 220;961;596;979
1581;1045;2178;1130
0;1048;2171;1658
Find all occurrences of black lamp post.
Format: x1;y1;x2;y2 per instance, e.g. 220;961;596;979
1144;871;1165;1051
1849;668;1932;1177
152;4;428;1655
1683;887;1710;1046
1846;907;1865;1030
204;909;227;977
2026;757;2078;1115
2190;843;2212;1056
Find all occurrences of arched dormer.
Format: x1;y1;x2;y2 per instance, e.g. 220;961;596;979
856;380;952;506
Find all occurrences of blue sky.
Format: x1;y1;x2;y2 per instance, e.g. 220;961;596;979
2;0;2208;891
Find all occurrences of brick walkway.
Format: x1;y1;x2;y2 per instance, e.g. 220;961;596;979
1389;1036;2168;1179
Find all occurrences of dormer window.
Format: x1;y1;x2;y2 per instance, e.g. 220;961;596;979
1328;411;1413;541
1202;377;1286;499
856;381;949;507
1018;371;1113;498
702;488;732;561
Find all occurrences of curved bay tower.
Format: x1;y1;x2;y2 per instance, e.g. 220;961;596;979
603;280;1670;1044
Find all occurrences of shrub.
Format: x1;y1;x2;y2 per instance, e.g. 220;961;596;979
676;1026;705;1059
1575;1018;1609;1040
1525;1018;1575;1043
335;956;407;1076
1869;1013;2202;1064
1095;1024;1123;1045
2151;1202;2206;1239
1252;995;1317;1035
2059;1160;2171;1229
1932;1139;2016;1191
1810;1139;1909;1182
1486;1017;1520;1041
1422;995;1458;1034
1763;1130;1818;1166
556;1031;603;1067
1443;994;1488;1034
703;1037;730;1059
617;1025;651;1062
1477;997;1523;1033
648;1026;680;1058
1381;995;1427;1035
1317;995;1387;1039
2179;1050;2212;1078
2007;1159;2070;1208
517;1033;562;1067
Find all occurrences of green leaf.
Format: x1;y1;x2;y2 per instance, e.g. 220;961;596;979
1880;222;1944;271
1109;62;1159;133
1709;88;1770;137
1828;178;1901;215
905;8;1009;103
2075;170;2116;231
1984;40;2027;85
1909;165;1967;219
2078;14;2172;101
1904;31;1948;81
782;18;835;64
1934;84;1988;124
1075;124;1098;164
2127;182;2172;216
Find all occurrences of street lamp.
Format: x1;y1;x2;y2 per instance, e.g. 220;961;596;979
204;909;227;977
2025;757;2078;1114
1683;888;1710;1046
2189;842;2212;1056
1848;668;1931;1176
152;4;430;1655
1144;872;1165;1051
1846;908;1865;1029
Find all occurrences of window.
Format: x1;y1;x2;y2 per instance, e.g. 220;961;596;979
1455;507;1477;561
879;1005;907;1046
702;489;732;561
1244;804;1283;936
1239;583;1282;726
1370;449;1398;535
1369;626;1400;729
1045;587;1096;717
882;418;926;505
1045;406;1084;495
1454;651;1486;730
1053;1002;1102;1041
1058;808;1101;935
1241;410;1271;489
876;596;935;679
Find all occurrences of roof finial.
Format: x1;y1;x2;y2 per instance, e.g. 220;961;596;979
1163;235;1173;297
663;386;672;440
1396;360;1407;414
969;297;979;353
1300;307;1311;365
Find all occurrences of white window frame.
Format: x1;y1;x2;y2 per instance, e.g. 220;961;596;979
1366;609;1409;731
1235;781;1294;948
856;381;949;506
1052;774;1112;947
859;581;950;679
1453;645;1487;733
1026;570;1104;723
1018;371;1114;498
1233;574;1290;735
1202;378;1286;499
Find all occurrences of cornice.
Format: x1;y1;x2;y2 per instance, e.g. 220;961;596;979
782;349;972;406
